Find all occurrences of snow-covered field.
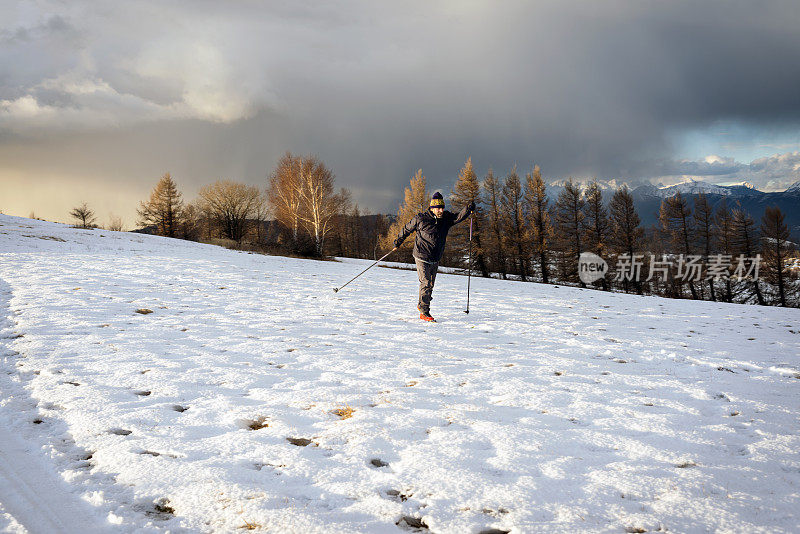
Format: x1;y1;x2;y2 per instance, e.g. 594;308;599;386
1;214;799;534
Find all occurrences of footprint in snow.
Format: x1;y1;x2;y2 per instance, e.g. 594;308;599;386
108;428;132;436
136;449;179;459
396;516;428;531
73;450;94;470
142;498;175;520
384;489;411;502
286;437;314;447
238;417;269;430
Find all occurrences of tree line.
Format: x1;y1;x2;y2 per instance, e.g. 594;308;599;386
68;154;798;307
380;158;798;308
103;152;385;259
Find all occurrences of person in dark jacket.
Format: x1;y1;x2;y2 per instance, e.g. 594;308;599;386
394;191;474;321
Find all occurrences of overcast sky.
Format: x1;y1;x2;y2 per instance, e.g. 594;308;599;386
2;0;800;226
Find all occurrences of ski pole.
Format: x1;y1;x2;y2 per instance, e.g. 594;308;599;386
333;248;397;293
465;215;473;313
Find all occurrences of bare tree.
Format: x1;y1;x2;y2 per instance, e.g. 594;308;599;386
347;204;363;258
70;202;96;228
107;214;125;232
180;201;202;241
334;200;363;258
295;156;342;256
252;196;270;244
329;188;354;257
267;153;345;255
761;206;794;307
267;152;303;247
137;172;184;237
198;180;264;243
524;165;552;283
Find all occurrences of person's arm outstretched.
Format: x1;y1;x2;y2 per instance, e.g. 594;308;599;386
394;214;419;248
452;201;476;225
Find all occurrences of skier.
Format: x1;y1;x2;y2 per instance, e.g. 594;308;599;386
394;192;475;322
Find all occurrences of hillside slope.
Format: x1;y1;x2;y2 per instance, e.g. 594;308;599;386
1;215;798;533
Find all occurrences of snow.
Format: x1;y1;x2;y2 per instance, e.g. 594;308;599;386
0;422;107;533
784;180;800;194
0;502;27;534
656;179;733;197
714;181;755;189
1;213;799;533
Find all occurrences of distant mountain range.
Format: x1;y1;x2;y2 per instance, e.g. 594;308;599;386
545;179;800;238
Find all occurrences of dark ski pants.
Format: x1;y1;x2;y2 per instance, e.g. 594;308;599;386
415;257;438;313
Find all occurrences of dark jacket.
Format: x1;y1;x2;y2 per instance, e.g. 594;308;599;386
394;205;471;263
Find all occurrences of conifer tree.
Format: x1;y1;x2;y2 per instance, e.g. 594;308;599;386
583;179;610;290
70;202;96;229
609;186;643;294
524;165;552;283
760;206;793;307
137;172;184;237
482;169;507;279
714;199;735;302
693;193;716;301
450;157;488;276
553;180;585;286
659;192;698;299
500;167;529;280
731;208;765;305
382;169;429;262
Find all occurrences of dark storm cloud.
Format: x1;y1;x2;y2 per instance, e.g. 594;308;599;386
2;0;800;216
631;156;742;179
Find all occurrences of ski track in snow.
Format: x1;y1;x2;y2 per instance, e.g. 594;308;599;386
0;214;799;533
0;423;109;534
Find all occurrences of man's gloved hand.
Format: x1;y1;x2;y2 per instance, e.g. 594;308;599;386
393;238;402;248
468;201;476;213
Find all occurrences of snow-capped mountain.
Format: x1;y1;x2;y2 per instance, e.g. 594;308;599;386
627;180;800;236
784;180;800;194
547;178;620;190
652;179;763;198
656;179;734;197
540;178;799;237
